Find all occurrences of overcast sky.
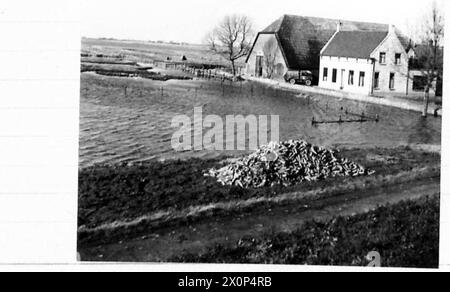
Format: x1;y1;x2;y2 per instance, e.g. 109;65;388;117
82;0;443;43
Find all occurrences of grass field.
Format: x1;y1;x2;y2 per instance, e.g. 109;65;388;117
78;146;440;257
171;196;440;268
79;147;440;229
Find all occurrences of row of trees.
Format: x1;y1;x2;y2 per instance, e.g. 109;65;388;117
205;2;444;117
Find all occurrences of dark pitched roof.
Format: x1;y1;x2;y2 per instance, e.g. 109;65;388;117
322;31;389;58
256;15;389;69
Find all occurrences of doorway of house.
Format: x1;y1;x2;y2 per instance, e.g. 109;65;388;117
340;69;345;90
256;56;263;77
374;72;380;90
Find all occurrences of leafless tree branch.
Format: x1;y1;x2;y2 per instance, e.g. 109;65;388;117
407;1;444;117
205;14;255;76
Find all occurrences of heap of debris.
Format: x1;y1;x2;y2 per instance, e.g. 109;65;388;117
206;140;374;188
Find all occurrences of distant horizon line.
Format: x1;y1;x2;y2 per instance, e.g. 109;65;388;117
81;10;423;46
82;36;205;46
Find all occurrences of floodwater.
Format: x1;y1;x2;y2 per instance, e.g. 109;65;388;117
79;75;442;168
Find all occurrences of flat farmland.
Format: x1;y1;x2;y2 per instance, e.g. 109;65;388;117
82;38;239;67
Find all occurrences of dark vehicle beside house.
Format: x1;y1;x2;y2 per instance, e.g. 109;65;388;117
284;70;314;86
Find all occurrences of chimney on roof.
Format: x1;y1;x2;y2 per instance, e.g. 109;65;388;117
389;24;396;34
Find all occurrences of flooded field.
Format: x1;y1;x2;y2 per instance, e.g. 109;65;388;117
79;73;442;169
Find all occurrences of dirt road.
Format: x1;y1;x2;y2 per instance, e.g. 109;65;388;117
79;175;439;262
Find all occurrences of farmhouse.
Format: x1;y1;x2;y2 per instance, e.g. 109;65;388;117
319;24;414;95
245;15;388;82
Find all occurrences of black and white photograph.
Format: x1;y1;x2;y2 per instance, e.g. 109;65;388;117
74;0;445;268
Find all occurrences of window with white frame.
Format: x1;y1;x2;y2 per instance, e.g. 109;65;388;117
389;73;395;90
395;53;402;65
359;72;365;87
323;68;328;81
348;70;354;85
379;52;386;64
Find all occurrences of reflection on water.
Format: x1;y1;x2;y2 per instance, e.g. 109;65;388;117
79;77;442;168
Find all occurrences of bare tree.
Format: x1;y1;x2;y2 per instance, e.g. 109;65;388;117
410;1;445;117
207;15;254;76
263;38;279;79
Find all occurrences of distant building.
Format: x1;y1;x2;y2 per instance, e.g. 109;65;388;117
319;24;413;95
245;15;388;82
407;44;444;97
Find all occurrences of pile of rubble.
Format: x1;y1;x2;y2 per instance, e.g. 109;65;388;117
206;140;374;188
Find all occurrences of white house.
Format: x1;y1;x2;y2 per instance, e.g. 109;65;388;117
245;15;389;82
319;24;413;96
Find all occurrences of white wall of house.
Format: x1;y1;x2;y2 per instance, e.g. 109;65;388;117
371;32;409;95
246;34;288;80
319;56;374;95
